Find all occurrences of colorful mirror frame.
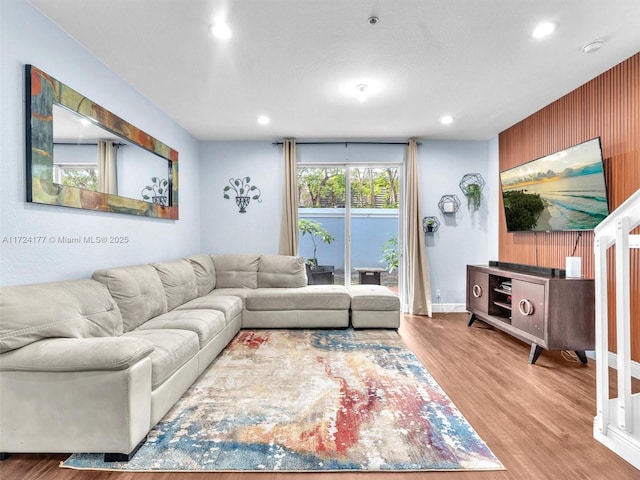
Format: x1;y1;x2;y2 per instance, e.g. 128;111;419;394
25;65;179;219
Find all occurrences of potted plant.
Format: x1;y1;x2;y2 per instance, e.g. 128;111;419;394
298;219;336;285
223;177;262;213
380;236;399;273
425;219;435;232
298;219;334;267
459;173;485;212
423;216;439;233
465;183;482;210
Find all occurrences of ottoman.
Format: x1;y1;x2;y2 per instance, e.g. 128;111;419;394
348;285;401;329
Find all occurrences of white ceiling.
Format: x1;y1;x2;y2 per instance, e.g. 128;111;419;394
30;0;640;141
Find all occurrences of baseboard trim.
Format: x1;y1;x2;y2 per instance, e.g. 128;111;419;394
401;303;468;314
586;351;640;379
431;303;467;314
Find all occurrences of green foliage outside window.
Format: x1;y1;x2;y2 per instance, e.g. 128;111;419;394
61;168;98;191
298;167;398;208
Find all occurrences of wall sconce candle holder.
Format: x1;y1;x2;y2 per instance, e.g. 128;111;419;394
223;176;262;213
438;194;461;214
141;177;169;206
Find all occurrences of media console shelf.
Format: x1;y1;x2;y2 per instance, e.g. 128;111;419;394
466;262;595;364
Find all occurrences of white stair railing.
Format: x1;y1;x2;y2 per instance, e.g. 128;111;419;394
593;187;640;471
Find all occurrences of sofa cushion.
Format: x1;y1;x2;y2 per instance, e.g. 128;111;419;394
208;288;251;310
175;294;243;324
212;254;259;289
348;285;401;311
124;329;198;390
151;259;199;311
186;254;216;295
137;309;226;348
0;336;154;372
92;265;168;332
245;286;351;311
258;255;307;288
0;279;123;354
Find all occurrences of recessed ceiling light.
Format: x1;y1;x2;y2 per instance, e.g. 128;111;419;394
583;40;604;54
210;19;231;40
532;22;555;39
355;84;369;102
256;115;270;125
368;16;379;25
440;115;454;125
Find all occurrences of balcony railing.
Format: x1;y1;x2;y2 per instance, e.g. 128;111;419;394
593;188;640;470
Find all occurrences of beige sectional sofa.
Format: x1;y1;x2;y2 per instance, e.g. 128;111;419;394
0;253;398;461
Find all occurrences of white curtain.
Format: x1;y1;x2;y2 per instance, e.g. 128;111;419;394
279;139;298;256
406;139;432;316
98;140;117;194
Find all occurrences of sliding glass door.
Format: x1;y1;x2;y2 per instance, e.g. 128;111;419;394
297;167;346;284
298;165;401;293
349;166;400;292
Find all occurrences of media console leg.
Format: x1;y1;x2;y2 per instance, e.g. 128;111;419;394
529;344;543;364
575;350;588;364
467;313;476;327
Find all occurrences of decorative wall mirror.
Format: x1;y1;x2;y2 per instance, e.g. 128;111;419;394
25;65;179;219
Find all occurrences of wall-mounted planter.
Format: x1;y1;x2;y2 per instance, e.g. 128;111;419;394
423;216;440;233
438;194;461;214
459;173;485;211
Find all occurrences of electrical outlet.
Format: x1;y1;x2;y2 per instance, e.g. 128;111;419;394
435;289;441;297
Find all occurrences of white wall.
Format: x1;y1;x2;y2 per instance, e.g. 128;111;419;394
0;0;201;285
419;140;490;306
200;141;282;254
297;142;405;164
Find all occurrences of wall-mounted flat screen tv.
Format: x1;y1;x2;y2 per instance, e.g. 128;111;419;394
500;137;609;232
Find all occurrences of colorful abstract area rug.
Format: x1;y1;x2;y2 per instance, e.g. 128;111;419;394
62;329;504;472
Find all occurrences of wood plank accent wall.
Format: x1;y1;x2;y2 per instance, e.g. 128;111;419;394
498;53;640;362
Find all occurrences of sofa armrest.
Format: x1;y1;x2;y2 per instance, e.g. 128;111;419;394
0;336;154;372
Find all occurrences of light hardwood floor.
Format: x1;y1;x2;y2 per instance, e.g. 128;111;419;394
1;313;639;480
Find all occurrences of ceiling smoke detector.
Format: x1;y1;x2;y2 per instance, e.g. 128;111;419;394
356;84;369;101
583;40;604;54
368;16;379;25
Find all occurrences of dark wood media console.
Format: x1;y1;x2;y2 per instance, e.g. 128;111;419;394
466;263;595;364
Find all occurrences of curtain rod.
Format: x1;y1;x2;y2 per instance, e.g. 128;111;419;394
272;141;419;146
